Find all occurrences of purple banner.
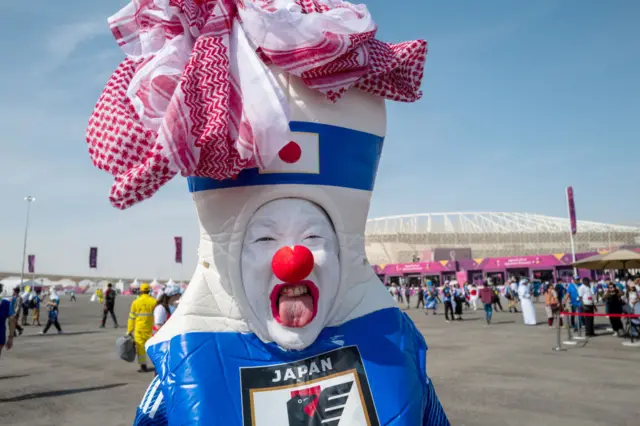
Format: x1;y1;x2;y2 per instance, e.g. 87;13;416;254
567;186;577;235
28;254;35;274
175;236;183;264
89;247;98;269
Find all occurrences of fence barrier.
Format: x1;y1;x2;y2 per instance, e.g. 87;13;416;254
553;310;640;351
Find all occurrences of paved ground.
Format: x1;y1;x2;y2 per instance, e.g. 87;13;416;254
0;295;637;426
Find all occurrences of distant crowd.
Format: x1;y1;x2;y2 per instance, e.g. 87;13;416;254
388;276;640;338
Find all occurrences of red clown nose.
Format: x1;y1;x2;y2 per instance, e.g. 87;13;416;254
272;245;315;283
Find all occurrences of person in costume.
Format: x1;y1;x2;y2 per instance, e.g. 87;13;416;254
127;283;156;373
87;0;447;424
517;279;537;326
469;283;479;311
96;287;104;305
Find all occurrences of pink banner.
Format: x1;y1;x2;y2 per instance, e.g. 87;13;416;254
28;254;35;274
89;247;98;269
567;186;577;235
174;237;183;264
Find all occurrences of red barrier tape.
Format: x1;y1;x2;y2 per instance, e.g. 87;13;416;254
560;312;640;318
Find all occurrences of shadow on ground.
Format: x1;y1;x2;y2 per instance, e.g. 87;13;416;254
0;383;128;403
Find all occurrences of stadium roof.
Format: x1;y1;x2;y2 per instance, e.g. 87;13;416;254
366;212;640;235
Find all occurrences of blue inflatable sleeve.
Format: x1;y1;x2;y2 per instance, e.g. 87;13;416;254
136;308;449;426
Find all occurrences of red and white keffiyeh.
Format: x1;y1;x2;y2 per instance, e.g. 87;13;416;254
87;0;427;209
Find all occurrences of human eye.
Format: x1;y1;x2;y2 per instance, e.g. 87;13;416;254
304;235;322;240
254;236;276;243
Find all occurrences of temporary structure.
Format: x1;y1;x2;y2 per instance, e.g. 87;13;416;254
78;279;96;288
573;249;640;270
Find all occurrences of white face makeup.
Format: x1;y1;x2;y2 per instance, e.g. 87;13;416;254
241;198;340;350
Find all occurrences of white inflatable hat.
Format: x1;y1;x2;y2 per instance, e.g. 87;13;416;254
151;69;395;350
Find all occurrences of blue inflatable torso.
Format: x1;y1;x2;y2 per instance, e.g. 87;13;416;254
135;307;449;425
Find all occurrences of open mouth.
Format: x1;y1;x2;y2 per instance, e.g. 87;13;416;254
270;280;319;328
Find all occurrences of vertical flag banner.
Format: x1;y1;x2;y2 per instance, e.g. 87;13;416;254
28;254;35;274
566;186;577;235
89;247;98;269
175;237;183;264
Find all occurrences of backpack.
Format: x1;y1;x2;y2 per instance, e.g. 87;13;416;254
29;297;38;309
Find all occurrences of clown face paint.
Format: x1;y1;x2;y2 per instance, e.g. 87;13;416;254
241;199;340;350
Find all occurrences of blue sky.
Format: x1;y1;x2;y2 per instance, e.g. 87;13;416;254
0;0;638;278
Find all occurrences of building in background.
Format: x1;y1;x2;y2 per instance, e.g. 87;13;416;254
365;212;640;265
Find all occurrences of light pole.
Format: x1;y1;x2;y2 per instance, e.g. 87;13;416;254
20;196;35;288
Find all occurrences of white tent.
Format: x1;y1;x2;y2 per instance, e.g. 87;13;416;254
166;278;176;286
115;280;125;292
78;279;96;288
49;278;77;288
97;279;111;289
0;277;23;293
0;277;50;292
130;278;140;288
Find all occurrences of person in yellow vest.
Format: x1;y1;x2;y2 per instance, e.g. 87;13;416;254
127;283;156;373
96;288;104;304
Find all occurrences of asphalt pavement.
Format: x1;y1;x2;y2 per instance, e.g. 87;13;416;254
0;295;637;426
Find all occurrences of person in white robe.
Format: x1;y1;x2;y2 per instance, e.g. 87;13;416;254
518;279;537;325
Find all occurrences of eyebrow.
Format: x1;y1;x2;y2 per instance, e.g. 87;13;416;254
248;218;278;228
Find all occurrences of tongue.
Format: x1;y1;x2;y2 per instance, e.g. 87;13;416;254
278;293;314;328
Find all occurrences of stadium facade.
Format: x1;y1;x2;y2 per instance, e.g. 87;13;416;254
365;212;640;265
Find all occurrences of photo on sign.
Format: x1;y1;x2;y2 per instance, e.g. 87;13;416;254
240;346;379;426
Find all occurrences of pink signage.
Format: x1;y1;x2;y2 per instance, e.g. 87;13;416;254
374;251;603;275
380;261;456;275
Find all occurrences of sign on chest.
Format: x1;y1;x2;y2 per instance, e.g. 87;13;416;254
240;346;380;426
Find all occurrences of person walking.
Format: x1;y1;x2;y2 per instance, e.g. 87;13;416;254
31;291;42;327
565;276;583;331
20;289;30;326
69;290;77;302
453;282;465;320
0;296;17;358
442;284;454;322
492;283;504;312
518;279;537;326
425;288;440;315
544;283;562;327
505;283;518;313
479;281;494;325
152;285;181;335
579;278;596;337
10;287;24;336
101;283;119;328
416;285;425;309
469;284;479;311
603;281;624;337
127;283;156;373
41;291;63;334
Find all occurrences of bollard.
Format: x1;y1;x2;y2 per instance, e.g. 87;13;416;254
553;312;565;351
574;317;586;340
563;312;577;346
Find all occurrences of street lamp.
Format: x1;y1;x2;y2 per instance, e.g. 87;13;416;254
20;196;35;288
